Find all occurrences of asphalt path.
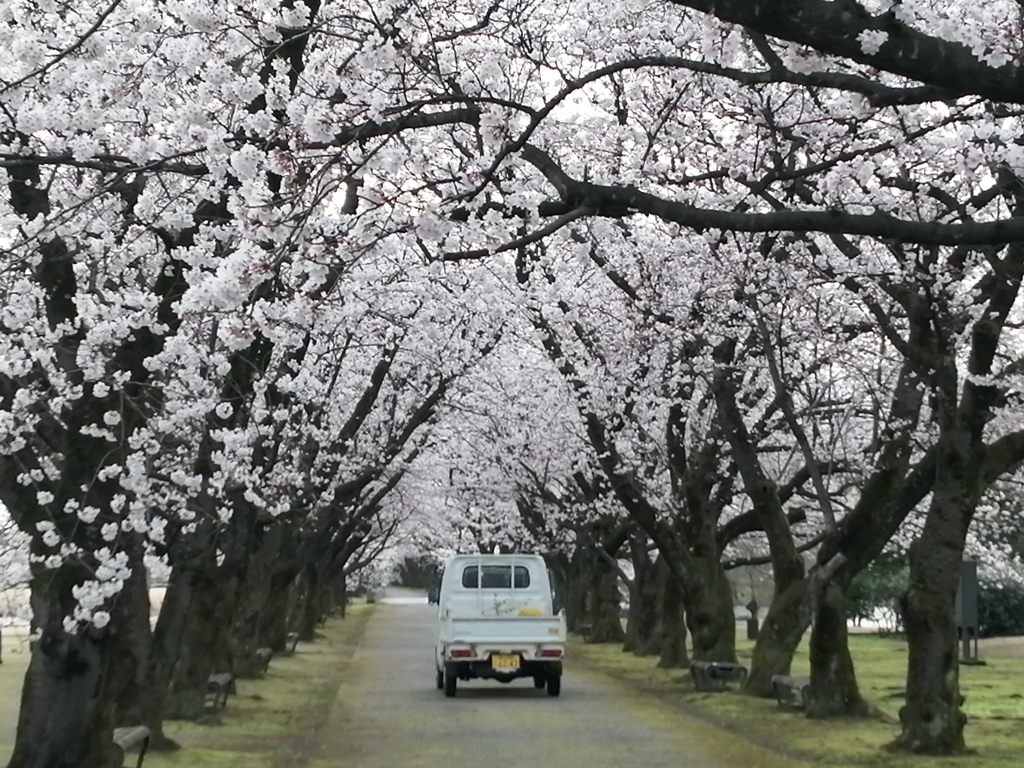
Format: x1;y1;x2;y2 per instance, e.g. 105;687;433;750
308;590;786;768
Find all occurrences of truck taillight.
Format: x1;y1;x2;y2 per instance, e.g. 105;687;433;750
539;649;562;658
450;649;472;658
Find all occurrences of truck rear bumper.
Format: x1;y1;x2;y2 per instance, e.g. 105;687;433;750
447;659;562;681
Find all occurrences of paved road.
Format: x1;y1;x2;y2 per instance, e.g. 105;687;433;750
308;592;786;768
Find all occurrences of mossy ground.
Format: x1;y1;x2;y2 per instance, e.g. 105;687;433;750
6;610;1023;766
570;631;1024;767
0;603;373;767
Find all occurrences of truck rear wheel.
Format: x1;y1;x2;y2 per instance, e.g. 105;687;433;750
436;667;444;690
546;673;561;697
444;663;458;697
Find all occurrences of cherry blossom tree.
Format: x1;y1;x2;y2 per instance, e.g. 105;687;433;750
420;1;1024;753
4;0;1024;763
0;1;513;763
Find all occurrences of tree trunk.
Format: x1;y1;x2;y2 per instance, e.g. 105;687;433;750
163;553;228;721
297;561;325;642
585;549;625;643
10;578;110;768
7;552;149;768
623;542;659;655
656;559;689;668
563;550;589;633
111;539;155;727
329;570;348;616
806;577;870;717
712;345;805;670
163;509;253;719
891;494;971;752
891;363;984;754
139;564;192;748
228;523;298;676
681;555;735;661
260;569;299;652
743;578;811;695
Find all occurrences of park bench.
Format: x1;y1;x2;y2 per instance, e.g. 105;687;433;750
770;674;811;709
254;647;272;677
110;725;150;768
283;631;300;656
206;672;235;710
690;660;749;692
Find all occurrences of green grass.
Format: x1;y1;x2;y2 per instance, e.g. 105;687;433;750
0;629;30;756
570;632;1024;767
0;604;374;768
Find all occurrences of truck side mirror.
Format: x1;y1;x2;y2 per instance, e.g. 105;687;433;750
428;587;440;604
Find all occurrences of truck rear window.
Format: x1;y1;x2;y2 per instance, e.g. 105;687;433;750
461;565;530;589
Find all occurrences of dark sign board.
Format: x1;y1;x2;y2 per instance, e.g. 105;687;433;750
955;559;982;664
955;559;978;630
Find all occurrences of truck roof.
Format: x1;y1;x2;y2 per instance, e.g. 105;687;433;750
445;553;544;565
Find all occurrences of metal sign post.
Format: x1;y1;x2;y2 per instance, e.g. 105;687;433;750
955;559;984;665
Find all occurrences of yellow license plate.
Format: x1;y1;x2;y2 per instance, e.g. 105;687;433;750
491;654;520;672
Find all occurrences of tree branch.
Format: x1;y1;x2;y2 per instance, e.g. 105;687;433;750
520;144;1024;246
667;0;1024;104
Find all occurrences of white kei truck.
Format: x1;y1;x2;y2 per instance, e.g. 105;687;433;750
434;553;567;697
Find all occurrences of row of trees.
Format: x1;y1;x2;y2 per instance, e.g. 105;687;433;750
2;0;1024;764
0;2;512;765
384;0;1024;756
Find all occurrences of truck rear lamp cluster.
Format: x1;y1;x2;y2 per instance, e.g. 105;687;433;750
449;648;473;658
538;648;563;658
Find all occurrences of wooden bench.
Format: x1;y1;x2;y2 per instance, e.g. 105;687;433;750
283;631;299;656
254;647;272;677
111;725;150;768
206;672;235;710
770;674;811;708
690;660;749;692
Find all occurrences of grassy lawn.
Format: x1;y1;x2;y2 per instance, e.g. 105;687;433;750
0;631;30;758
0;603;373;767
570;631;1024;767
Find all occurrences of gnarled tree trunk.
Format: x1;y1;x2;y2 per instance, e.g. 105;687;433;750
110;539;157;736
563;548;589;633
8;548;150;768
296;560;326;642
743;577;810;696
806;577;869;717
623;540;659;655
163;552;229;720
892;338;993;752
681;554;736;662
656;558;689;668
228;522;299;675
260;568;300;651
585;548;625;644
139;563;191;748
892;485;973;752
164;506;255;720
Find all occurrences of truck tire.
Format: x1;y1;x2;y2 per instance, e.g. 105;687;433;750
546;673;561;697
444;663;458;697
533;675;545;689
436;667;444;690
